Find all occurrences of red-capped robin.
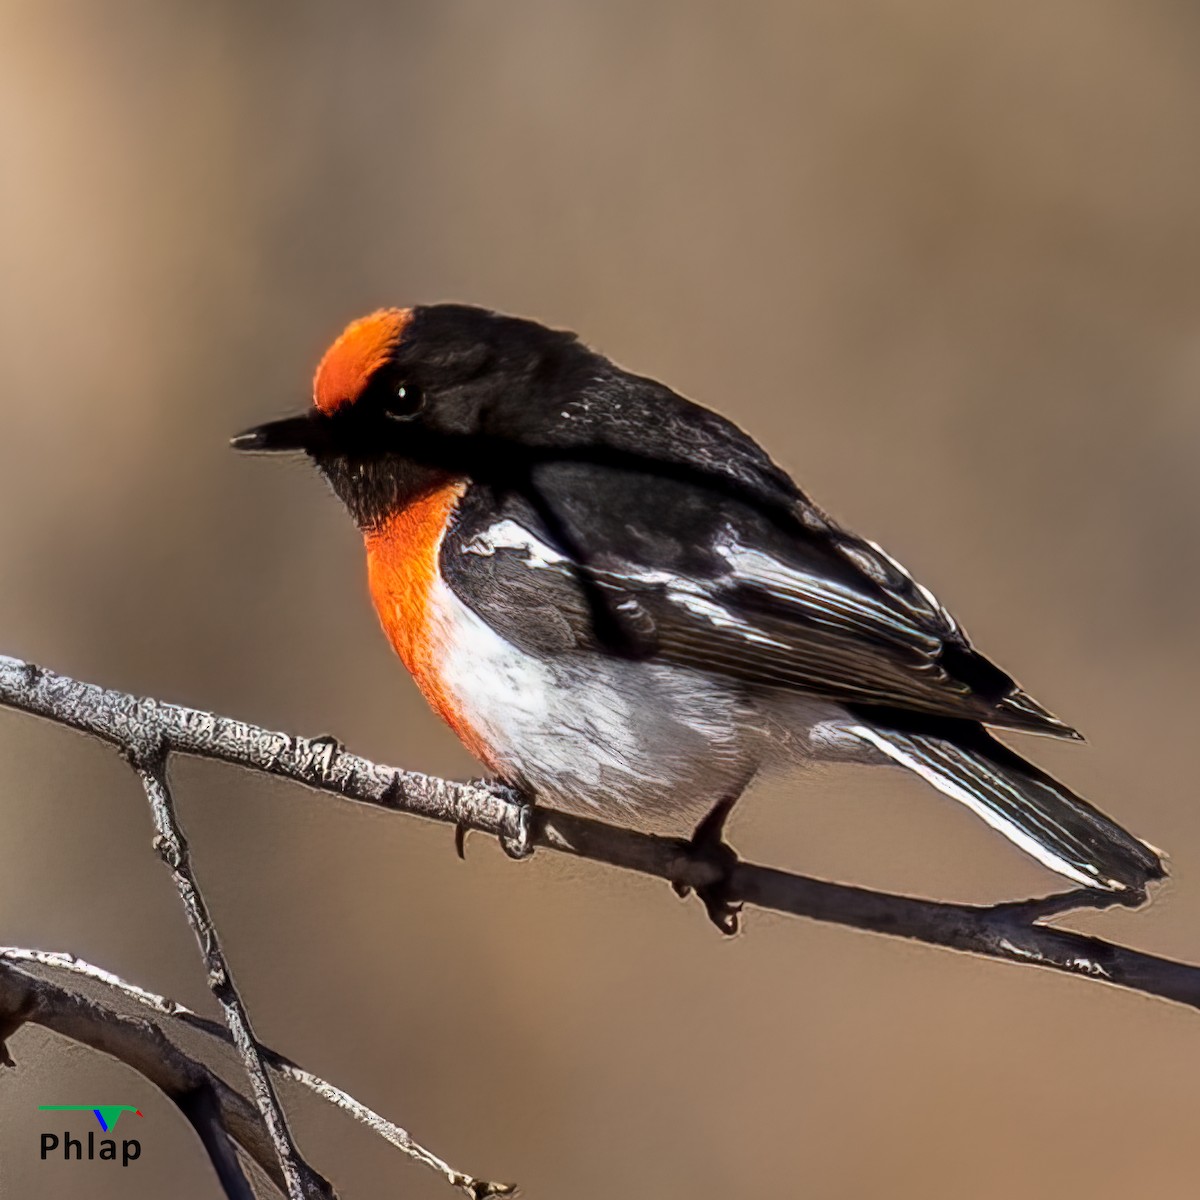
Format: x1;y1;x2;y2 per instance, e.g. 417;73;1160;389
233;304;1164;925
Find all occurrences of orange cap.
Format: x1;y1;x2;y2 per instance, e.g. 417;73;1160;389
312;308;412;415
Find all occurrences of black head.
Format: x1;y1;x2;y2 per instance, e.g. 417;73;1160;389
231;304;585;528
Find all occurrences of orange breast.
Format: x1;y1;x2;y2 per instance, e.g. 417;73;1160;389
363;480;495;765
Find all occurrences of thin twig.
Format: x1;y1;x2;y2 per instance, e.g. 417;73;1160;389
0;947;516;1199
1;653;1197;1011
129;749;328;1200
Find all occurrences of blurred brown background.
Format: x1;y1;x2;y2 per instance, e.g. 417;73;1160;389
2;2;1199;1197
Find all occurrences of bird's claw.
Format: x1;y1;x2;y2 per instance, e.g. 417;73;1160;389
674;807;743;936
456;781;535;861
499;799;534;860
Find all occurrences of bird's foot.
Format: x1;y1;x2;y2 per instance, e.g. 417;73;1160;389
499;795;535;860
456;781;535;862
673;795;743;935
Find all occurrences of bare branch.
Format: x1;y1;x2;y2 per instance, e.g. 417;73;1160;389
0;948;516;1199
131;749;325;1200
2;652;1197;1012
0;652;1195;1017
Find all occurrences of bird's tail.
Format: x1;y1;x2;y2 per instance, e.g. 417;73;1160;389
851;722;1165;893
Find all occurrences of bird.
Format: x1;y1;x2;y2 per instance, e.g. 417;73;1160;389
233;303;1164;927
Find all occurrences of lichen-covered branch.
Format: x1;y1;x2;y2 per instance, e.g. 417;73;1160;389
2;652;1198;1012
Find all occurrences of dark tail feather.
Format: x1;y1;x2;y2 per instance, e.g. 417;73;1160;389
851;723;1165;893
996;687;1085;742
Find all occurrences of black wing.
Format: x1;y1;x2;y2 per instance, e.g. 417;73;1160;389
438;353;1076;737
441;444;1079;740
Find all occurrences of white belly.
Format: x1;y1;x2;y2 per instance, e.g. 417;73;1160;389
423;575;761;827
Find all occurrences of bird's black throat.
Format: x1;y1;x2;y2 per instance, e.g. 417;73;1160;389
315;453;456;532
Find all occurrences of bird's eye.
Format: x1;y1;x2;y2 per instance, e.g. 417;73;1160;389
382;381;424;421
